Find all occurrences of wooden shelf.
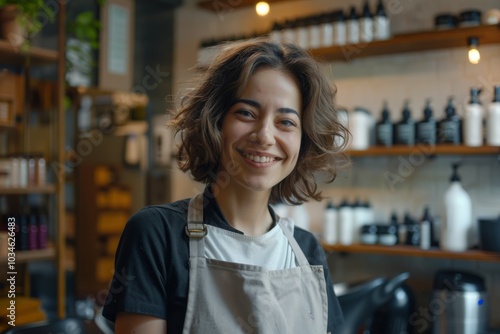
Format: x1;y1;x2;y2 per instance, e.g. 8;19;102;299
0;248;56;265
0;184;56;195
322;243;500;263
198;0;297;11
347;145;500;157
310;24;500;62
0;39;59;66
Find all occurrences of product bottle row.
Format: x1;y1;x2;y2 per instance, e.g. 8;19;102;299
347;86;500;151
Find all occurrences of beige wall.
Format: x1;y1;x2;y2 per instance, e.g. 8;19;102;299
172;0;500;327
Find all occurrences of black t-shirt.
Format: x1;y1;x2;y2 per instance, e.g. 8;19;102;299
102;189;344;333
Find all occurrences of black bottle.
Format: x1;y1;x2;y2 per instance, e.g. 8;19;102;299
439;96;462;144
376;101;394;147
395;100;415;146
404;212;420;246
416;99;437;145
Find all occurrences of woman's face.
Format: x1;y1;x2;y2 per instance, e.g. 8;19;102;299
219;67;302;195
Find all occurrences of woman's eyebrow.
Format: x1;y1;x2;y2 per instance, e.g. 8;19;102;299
234;98;300;117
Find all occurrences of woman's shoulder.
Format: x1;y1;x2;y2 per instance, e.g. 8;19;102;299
123;198;191;236
293;226;327;265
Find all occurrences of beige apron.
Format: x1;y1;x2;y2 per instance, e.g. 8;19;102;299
182;193;328;334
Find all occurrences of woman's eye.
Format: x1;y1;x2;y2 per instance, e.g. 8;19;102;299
235;109;254;118
279;119;297;127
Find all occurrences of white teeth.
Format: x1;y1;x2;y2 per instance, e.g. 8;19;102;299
243;153;275;163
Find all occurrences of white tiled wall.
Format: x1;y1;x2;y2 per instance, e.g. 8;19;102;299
173;0;500;328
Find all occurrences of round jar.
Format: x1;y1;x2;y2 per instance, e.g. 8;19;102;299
434;14;457;29
360;225;378;244
378;225;398;246
458;10;482;27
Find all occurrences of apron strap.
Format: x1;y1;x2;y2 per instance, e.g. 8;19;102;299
187;193;206;258
277;218;310;267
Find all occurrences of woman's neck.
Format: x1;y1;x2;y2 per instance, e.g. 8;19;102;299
212;184;273;236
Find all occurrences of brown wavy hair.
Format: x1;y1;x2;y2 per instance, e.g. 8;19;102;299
169;39;349;205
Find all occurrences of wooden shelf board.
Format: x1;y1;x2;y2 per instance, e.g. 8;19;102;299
0;39;59;66
0;248;56;265
0;184;56;195
198;0;297;11
323;243;500;262
347;145;500;157
310;25;500;62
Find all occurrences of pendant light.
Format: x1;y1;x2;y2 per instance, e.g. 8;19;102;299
468;37;480;64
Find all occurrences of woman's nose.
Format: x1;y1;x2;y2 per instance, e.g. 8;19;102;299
253;123;276;146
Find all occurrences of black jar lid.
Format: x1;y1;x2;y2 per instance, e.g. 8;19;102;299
434;13;457;28
361;224;378;234
458;10;482;24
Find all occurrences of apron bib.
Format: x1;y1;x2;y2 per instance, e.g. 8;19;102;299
182;194;328;334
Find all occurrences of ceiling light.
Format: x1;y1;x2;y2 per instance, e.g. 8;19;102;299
256;2;270;16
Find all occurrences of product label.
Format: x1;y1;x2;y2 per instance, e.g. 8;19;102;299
440;121;460;143
396;124;415;145
417;122;437;144
377;124;393;146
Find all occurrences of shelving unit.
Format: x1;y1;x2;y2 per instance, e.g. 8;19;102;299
0;185;56;195
322;243;500;263
0;2;67;320
0;39;59;65
197;0;298;11
347;145;500;157
0;248;56;265
310;24;500;62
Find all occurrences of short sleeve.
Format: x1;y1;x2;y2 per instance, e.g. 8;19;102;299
102;207;169;322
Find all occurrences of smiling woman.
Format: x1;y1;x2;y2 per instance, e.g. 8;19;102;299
103;39;349;334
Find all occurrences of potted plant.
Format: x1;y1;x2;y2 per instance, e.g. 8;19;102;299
0;0;55;50
66;1;104;87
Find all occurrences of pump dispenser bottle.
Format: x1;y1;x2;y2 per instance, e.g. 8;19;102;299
464;87;483;147
374;0;390;40
339;199;354;245
439;96;462;144
416;99;437;145
442;163;472;252
486;85;500;146
346;6;359;44
376;101;394;147
395;100;415;146
360;1;373;43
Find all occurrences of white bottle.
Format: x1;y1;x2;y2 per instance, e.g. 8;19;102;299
374;0;391;40
323;201;338;244
486;86;500;146
349;108;373;150
339;199;354;245
290;204;310;231
320;13;334;47
464;87;483;147
346;6;360;44
359;1;374;43
332;11;347;45
295;18;309;49
308;15;321;49
442;163;472;252
352;199;364;243
282;20;296;44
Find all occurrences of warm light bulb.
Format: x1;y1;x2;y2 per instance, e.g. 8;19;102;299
467;37;480;64
256;2;270;16
468;48;480;64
